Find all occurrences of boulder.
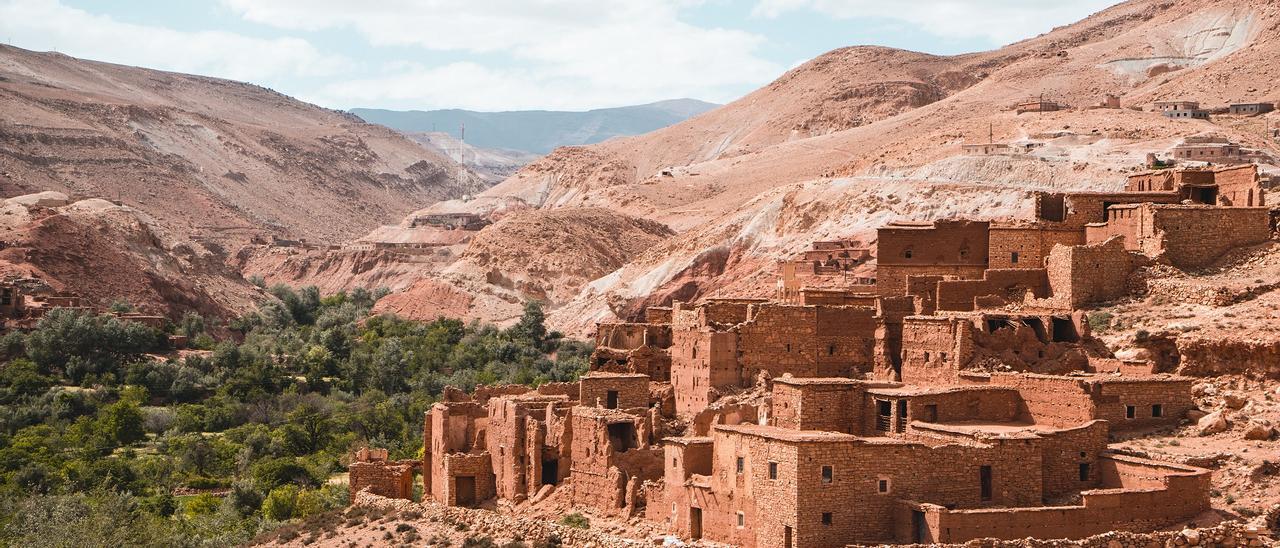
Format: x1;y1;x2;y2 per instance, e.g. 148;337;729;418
1197;411;1229;436
1242;420;1274;441
1223;392;1249;409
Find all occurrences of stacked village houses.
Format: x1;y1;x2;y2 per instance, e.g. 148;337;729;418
350;165;1271;546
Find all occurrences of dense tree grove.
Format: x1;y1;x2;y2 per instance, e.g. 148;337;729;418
0;286;589;545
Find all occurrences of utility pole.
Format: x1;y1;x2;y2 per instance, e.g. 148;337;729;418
459;122;465;142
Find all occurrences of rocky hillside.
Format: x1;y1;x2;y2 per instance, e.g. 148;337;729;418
240;0;1280;336
0;44;487;248
0;192;261;318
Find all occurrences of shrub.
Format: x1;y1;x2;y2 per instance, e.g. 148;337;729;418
558;512;589;529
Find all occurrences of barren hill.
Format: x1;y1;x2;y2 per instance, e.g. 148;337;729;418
0;44;486;248
241;0;1280;336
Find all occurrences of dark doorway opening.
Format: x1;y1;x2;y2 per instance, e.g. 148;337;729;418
455;476;477;507
1051;317;1079;342
541;459;559;486
912;510;927;543
1079;462;1090;482
607;422;637;452
1020;318;1048;343
979;465;993;501
896;399;908;432
784;525;793;548
876;400;892;431
690;507;703;540
606;390;619;409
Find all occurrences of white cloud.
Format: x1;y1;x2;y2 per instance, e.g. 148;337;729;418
0;0;346;84
223;0;780;110
751;0;1120;45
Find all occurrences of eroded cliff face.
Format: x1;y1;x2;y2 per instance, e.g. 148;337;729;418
0;193;261;318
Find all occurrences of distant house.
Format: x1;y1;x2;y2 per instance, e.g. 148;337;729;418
1015;100;1062;114
1154;101;1210;120
961;143;1013;155
1228;103;1274;115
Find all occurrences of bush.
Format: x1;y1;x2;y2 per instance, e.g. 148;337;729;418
558;512;589;529
1086;311;1114;333
262;485;300;521
251;457;317;490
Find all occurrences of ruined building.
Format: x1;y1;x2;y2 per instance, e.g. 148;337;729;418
375;164;1273;545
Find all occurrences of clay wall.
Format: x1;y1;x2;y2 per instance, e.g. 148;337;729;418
700;427;1043;547
1087;204;1270;269
645;306;672;324
899;316;974;385
935;269;1049;312
1089;377;1195;430
568;407;663;516
348;459;416;500
771;379;863;434
799;289;879;307
893;387;1023;425
438;452;495;507
1035;192;1179;229
982;373;1192;431
983;373;1096;427
911;454;1210;543
580;373;649;410
1125;170;1175;192
876;220;990;296
1035;421;1109;499
670;328;739;415
989;226;1085;269
1045;237;1141;308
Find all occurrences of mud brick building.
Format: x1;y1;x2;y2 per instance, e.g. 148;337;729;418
668;299;879;415
1085;203;1270;268
647;374;1206;547
411;162;1275;545
590;321;672;380
875;220;990;297
348;447;417;500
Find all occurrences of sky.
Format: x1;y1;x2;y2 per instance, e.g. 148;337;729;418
0;0;1120;112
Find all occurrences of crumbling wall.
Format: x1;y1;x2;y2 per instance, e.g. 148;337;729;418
935;269;1048;311
899;316;974;385
1214;164;1264;207
1045;237;1142;308
908;454;1209;543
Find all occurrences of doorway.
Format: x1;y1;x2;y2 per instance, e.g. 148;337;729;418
541;458;559;486
912;510;927;543
690;507;702;540
784;525;793;548
979;465;993;502
455;476;476;507
606;390;619;409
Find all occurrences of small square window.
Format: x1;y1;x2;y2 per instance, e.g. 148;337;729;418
821;465;833;484
821;512;832;526
736;457;744;474
877;478;890;493
1125;405;1136;419
1151;404;1163;418
736;512;745;528
768;462;778;480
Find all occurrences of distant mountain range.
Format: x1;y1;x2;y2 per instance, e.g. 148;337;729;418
350;99;719;155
